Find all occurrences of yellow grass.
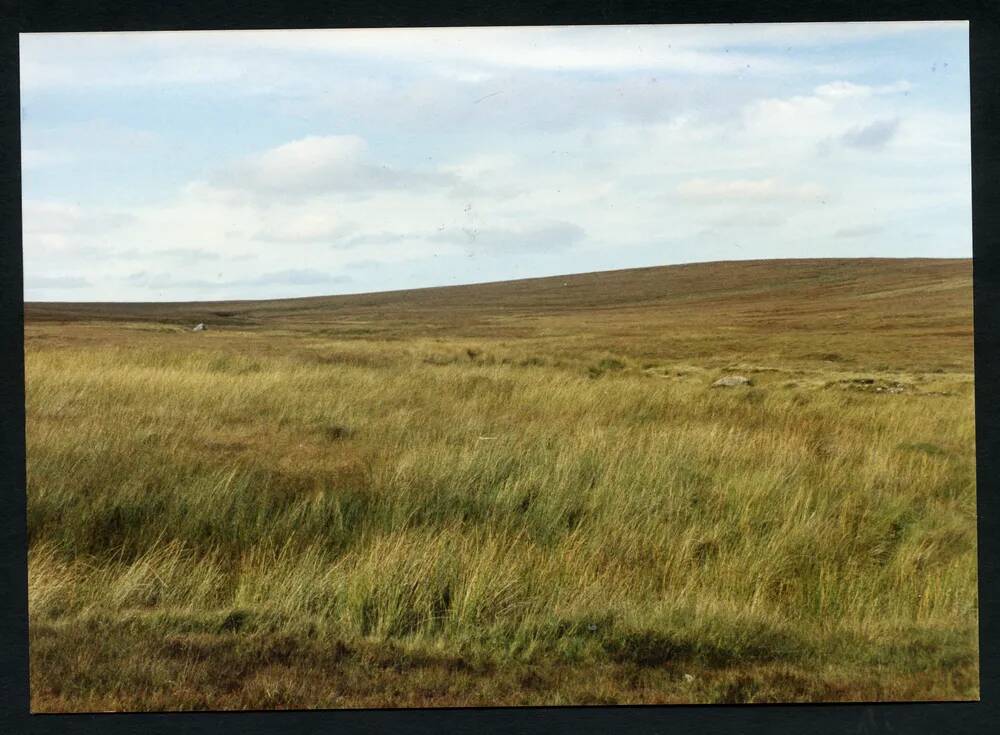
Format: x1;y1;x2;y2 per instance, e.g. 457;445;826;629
24;258;978;710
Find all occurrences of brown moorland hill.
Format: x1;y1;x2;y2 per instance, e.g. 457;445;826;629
25;257;973;371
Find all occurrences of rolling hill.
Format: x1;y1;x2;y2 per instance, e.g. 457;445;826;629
25;257;974;372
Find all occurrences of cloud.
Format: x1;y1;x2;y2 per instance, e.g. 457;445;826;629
335;232;414;249
17;29;783;95
677;178;825;203
21;201;137;258
710;211;787;228
841;118;900;149
21;148;74;169
21;120;162;172
431;221;585;253
126;268;351;290
153;248;223;260
742;80;913;152
20;23;962;93
253;212;354;243
208;135;457;200
22;201;135;235
814;80;913;99
834;224;885;238
24;274;90;289
19;43;250;90
242;269;351;287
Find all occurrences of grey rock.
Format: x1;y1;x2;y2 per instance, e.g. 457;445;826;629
711;375;752;388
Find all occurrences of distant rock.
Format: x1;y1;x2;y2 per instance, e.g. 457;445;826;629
833;378;907;394
711;375;752;388
192;323;205;332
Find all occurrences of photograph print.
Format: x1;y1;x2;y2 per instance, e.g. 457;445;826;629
20;21;976;711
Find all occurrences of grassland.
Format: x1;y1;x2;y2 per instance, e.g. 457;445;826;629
24;258;978;710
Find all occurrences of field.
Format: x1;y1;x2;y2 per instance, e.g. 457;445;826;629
24;257;978;710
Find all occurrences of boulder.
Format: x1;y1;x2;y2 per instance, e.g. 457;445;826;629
711;375;752;388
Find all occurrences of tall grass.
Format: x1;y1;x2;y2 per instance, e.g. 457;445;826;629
25;325;978;708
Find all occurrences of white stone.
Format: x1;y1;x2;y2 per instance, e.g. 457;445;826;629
711;375;752;388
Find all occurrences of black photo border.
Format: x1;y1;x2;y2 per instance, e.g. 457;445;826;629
1;2;997;733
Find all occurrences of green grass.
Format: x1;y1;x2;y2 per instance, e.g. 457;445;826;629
25;258;978;710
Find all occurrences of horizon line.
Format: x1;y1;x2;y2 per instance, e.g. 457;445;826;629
23;255;972;307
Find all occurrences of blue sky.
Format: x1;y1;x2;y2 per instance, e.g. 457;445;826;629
20;22;971;302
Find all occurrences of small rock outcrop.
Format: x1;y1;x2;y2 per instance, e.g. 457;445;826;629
832;377;907;394
711;375;752;388
192;323;205;332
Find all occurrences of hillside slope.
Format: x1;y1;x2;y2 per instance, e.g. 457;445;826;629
25;258;974;372
25;257;970;321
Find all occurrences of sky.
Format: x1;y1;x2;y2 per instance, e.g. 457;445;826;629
19;22;971;302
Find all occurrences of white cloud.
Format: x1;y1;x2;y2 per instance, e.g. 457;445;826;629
24;274;90;289
207;135;457;200
19;45;250;90
710;211;788;228
431;221;586;253
22;200;132;233
835;224;885;238
21;148;73;169
677;177;825;202
741;79;914;148
20;23;962;92
254;212;354;243
814;80;913;99
126;268;351;291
